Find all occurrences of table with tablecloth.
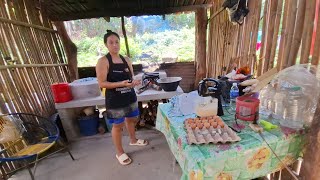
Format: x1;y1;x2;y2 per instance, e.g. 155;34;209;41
156;103;305;180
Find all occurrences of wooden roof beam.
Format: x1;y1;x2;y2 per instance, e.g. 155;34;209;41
48;4;212;21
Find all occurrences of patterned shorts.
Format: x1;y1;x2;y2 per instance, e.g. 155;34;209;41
104;102;139;124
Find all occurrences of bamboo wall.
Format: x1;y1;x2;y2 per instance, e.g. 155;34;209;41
0;0;70;117
207;0;320;78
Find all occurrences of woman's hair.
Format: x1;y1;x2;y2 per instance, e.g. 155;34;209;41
104;30;120;43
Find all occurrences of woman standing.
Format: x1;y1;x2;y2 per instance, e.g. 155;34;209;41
96;30;148;166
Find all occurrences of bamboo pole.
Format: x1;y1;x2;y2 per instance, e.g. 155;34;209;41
269;0;283;69
30;14;59;114
237;20;245;58
206;6;214;77
217;8;222;77
0;2;29;113
281;0;298;70
301;0;317;64
14;0;51;109
27;0;66;114
13;0;52;114
0;92;9;114
0;70;16;113
278;0;290;70
311;3;320;65
241;5;251;59
250;0;262;74
288;0;306;66
263;0;278;72
258;0;269;76
121;16;130;58
0;13;19;114
8;0;45;113
0;17;57;33
207;4;217;77
0;84;18;113
0;0;70;116
0;63;68;69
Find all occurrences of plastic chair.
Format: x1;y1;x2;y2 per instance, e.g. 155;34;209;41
0;113;75;180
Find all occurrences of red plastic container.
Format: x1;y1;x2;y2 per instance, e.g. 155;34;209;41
51;83;73;103
236;96;260;121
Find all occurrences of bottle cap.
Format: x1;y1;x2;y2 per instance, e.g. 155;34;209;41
233;83;237;86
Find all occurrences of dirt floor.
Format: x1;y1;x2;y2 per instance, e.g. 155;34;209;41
10;130;182;180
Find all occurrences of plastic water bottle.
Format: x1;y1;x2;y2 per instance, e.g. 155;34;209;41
272;87;287;119
259;84;275;115
230;83;239;109
281;86;306;129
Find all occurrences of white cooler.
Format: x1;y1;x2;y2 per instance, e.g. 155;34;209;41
69;77;101;100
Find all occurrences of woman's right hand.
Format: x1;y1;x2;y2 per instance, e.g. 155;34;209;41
122;80;133;87
122;79;141;88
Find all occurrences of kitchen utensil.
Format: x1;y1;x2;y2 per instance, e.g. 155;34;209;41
198;78;224;116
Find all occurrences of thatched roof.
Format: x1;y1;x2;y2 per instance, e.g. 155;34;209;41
43;0;213;21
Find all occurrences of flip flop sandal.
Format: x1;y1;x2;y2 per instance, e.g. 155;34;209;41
129;139;148;146
116;153;132;165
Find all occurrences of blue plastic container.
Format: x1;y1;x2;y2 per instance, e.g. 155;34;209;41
78;113;99;136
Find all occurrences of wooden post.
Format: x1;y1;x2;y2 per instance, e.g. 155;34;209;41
277;0;290;70
301;0;317;64
282;0;298;69
269;0;283;69
300;96;320;179
264;0;278;72
311;2;320;65
194;7;207;87
288;0;306;65
121;16;130;58
54;21;78;81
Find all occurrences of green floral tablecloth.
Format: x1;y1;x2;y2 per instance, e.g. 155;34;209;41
156;103;305;180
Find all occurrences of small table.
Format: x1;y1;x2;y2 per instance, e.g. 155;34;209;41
156;103;305;180
55;87;183;141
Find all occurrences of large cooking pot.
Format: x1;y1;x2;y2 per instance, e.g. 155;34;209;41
156;77;182;91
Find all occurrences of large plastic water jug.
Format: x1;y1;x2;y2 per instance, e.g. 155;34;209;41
281;87;306;129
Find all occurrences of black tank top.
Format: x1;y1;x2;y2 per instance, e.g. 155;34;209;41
105;53;137;109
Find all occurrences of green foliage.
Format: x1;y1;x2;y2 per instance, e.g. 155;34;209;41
137;27;195;62
166;13;195;29
120;37;143;62
69;13;195;67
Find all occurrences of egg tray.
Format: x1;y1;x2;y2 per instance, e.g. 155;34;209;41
184;116;241;145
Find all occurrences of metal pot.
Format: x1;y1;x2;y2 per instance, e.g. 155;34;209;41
156;77;182;91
